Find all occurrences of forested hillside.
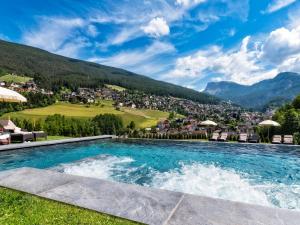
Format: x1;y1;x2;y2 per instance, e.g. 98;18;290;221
0;40;218;104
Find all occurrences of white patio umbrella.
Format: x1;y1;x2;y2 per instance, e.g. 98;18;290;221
0;87;27;103
258;120;280;141
200;120;217;137
200;120;217;126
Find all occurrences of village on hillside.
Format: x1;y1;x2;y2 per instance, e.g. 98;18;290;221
1;74;269;135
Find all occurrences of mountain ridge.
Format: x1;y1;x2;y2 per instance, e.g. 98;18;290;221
0;39;218;104
204;72;300;109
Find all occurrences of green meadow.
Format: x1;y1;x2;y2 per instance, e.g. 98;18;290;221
3;101;170;128
0;74;33;83
105;84;127;92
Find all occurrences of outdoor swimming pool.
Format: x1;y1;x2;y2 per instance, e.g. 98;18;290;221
0;139;300;210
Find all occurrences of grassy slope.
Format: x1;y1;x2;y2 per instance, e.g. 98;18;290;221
0;187;139;225
105;84;126;92
3;101;170;128
0;74;32;83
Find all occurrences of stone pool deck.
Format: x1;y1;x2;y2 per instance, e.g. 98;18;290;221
0;135;117;152
0;168;299;225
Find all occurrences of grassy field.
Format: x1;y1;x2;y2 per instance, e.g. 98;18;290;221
0;74;33;83
3;101;170;128
36;136;71;142
105;84;126;92
0;187;139;225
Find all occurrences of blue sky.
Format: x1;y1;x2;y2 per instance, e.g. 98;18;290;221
0;0;300;90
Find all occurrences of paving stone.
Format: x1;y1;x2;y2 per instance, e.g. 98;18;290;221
0;167;76;194
0;167;24;181
39;176;183;225
166;194;300;225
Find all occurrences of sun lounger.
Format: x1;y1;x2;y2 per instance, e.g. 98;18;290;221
248;134;260;143
33;131;47;141
272;135;282;144
218;132;228;142
283;135;293;145
0;133;11;145
209;132;219;141
238;133;248;142
10;132;34;143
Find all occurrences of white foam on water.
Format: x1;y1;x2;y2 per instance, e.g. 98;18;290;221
150;163;300;209
259;183;300;209
54;155;134;180
53;156;300;210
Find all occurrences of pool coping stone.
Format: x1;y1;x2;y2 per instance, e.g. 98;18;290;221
0;135;117;152
0;167;299;225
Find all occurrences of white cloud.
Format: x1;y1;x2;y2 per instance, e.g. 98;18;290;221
89;41;175;75
279;55;300;72
176;0;206;8
261;26;300;63
86;25;99;37
142;17;170;38
228;28;236;37
55;37;91;57
164;36;279;85
264;0;296;13
164;18;300;87
93;0;248;47
198;13;219;23
109;28;141;46
23;17;89;57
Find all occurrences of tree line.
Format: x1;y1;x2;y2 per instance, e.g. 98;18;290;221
12;114;125;137
248;95;300;143
270;94;300;143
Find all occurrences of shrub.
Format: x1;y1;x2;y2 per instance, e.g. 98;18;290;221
293;132;300;145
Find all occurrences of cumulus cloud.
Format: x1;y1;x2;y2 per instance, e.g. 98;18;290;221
165;36;278;85
264;0;296;13
261;26;300;63
164;19;300;87
142;17;170;38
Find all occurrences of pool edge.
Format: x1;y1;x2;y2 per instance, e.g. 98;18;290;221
0;135;117;152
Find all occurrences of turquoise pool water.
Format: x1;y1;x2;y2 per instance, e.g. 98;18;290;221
0;139;300;210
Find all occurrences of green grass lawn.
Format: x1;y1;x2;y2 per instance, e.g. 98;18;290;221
3;101;170;128
0;187;139;225
36;136;71;142
105;84;126;92
0;74;33;83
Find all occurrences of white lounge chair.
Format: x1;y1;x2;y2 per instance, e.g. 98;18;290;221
272;135;282;144
283;135;293;145
218;132;228;142
238;133;248;142
209;132;219;141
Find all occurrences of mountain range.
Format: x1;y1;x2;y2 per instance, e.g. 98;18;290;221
2;39;299;110
0;40;218;104
204;72;300;110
